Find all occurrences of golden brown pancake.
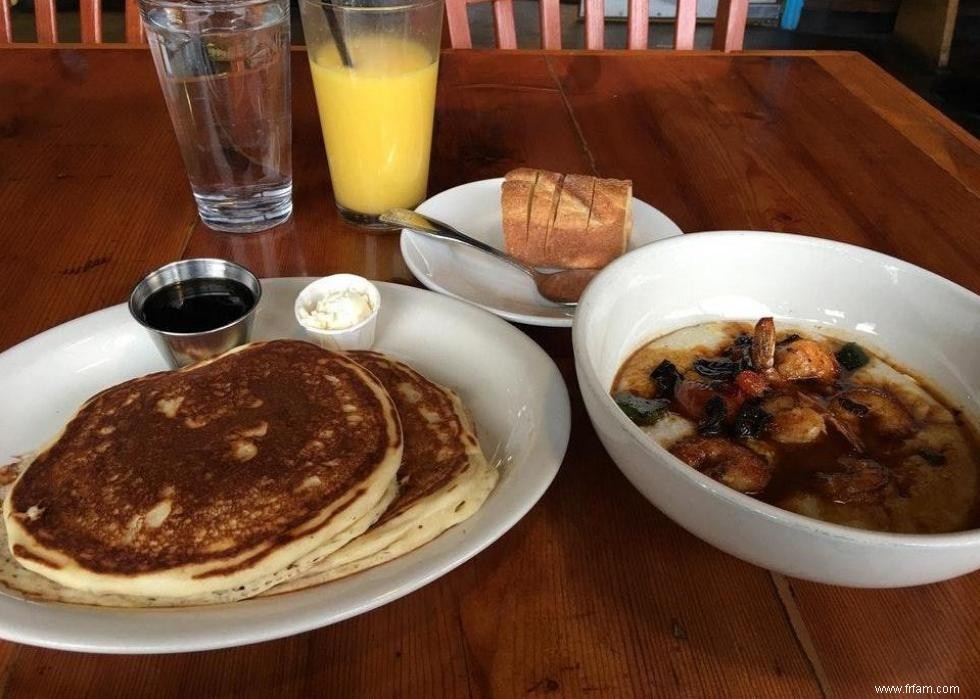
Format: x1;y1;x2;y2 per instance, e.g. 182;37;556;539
4;340;402;600
0;461;398;607
266;351;497;594
353;351;476;524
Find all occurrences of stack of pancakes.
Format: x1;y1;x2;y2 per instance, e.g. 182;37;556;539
0;341;498;607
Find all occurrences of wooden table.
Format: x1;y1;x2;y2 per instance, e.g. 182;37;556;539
1;46;980;698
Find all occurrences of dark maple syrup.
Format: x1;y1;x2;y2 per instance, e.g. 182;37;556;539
141;278;255;333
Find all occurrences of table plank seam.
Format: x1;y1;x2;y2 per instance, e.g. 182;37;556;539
771;573;833;699
544;55;599;177
176;218;208;260
453;605;478;699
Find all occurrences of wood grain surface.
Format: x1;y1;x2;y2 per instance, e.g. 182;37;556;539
1;47;979;698
0;49;195;348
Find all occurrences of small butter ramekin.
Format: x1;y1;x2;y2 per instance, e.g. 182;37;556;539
294;274;381;351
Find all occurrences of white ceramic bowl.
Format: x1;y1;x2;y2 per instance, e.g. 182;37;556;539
573;231;980;588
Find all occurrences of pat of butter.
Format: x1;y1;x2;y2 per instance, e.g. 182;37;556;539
298;289;374;331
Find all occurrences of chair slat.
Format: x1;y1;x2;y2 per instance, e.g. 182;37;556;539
674;0;697;49
442;0;748;52
34;0;58;42
126;0;145;43
0;0;12;44
712;0;748;51
447;0;474;48
539;0;561;49
492;0;517;48
80;0;102;43
626;0;648;49
584;0;604;49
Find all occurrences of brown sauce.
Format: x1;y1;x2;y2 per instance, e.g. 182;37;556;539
141;278;255;334
612;321;980;534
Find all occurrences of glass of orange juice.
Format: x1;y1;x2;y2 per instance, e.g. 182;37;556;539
299;0;444;228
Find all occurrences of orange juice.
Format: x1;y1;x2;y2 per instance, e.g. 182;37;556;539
309;36;438;215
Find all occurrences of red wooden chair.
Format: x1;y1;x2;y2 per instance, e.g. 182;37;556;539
445;0;749;51
0;0;145;44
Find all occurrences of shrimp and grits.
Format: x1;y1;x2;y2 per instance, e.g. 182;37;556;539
612;318;980;534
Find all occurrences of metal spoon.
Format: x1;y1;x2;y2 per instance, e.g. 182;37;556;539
380;208;599;306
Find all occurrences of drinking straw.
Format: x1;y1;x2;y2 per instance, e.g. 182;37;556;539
324;0;354;68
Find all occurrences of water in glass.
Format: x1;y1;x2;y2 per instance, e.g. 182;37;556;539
143;0;292;232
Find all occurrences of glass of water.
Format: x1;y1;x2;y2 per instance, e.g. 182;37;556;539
141;0;292;233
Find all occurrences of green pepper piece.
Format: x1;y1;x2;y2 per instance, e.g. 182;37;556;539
613;392;669;426
836;342;870;371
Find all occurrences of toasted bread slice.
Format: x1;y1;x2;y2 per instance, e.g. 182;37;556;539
501;168;632;269
583;177;632;268
501;168;538;261
524;170;564;267
546;174;596;267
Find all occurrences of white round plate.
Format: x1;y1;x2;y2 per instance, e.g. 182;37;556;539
400;178;683;327
0;279;570;653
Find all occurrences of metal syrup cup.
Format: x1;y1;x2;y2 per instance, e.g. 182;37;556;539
128;258;262;368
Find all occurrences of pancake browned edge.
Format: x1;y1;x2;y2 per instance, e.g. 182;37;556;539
2;340;403;604
0;462;397;607
265;351;498;594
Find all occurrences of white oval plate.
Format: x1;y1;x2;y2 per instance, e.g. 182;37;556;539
400;178;683;327
0;279;570;653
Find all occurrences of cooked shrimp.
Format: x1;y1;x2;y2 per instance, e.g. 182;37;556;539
823;411;866;453
813;457;895;504
742;437;778;465
775;339;840;384
735;370;769;398
763;394;827;445
750;318;839;385
673;379;742;420
751;317;776;373
671;436;773;494
791;391;867;452
829;387;915;439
